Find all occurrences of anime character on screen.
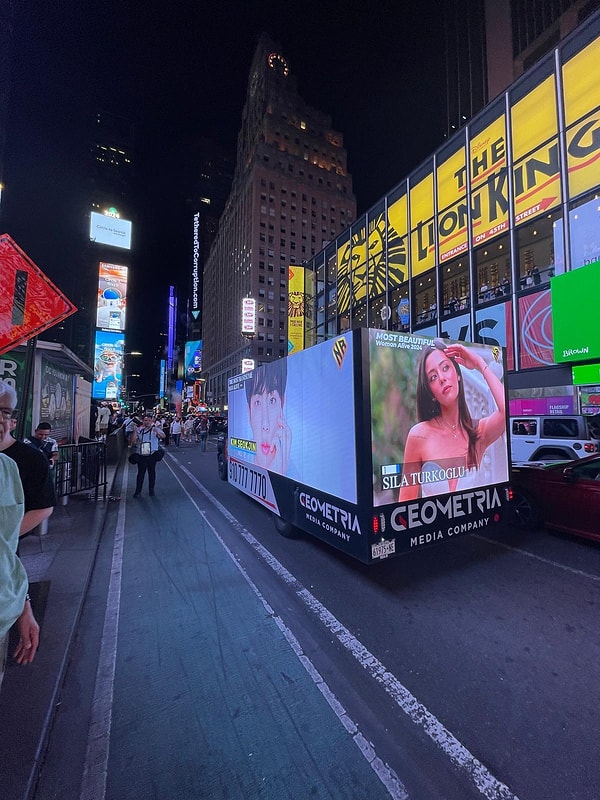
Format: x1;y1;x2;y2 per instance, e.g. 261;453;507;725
398;340;506;501
245;360;292;474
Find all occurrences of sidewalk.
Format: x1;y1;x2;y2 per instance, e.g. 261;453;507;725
0;457;122;800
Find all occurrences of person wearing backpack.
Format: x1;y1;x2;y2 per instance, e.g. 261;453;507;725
198;416;209;452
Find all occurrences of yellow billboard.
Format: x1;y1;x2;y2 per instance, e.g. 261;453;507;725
469;114;508;245
387;193;408;286
287;265;306;355
410;171;435;276
437;145;468;263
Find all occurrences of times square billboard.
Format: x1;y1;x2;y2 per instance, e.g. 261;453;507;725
96;262;128;331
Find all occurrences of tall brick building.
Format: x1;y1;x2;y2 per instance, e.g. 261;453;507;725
201;34;356;409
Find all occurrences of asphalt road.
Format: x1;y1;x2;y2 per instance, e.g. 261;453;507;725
34;438;600;800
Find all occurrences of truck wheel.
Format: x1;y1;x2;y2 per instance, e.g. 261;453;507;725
511;489;540;529
217;454;228;481
273;514;301;539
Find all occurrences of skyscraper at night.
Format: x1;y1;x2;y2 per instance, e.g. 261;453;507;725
201;34;356;409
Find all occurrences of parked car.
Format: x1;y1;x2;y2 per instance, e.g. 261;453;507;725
216;426;228;481
510;415;599;463
511;454;600;542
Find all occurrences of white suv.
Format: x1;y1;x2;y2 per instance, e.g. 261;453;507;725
510;415;599;463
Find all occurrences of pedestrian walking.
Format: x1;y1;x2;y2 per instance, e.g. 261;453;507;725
170;416;182;447
130;414;165;497
183;416;194;443
198;416;209;452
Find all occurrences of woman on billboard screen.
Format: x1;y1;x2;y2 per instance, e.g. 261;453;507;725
398;339;506;501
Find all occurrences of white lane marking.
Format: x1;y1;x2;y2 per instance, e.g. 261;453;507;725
475;535;600;583
169;460;520;800
79;465;129;800
165;461;407;799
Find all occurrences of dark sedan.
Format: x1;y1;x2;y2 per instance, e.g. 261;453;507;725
511;454;600;542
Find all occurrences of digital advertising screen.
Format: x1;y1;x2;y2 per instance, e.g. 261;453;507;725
92;330;124;400
552;260;600;363
228;335;357;504
90;211;132;250
184;340;202;376
96;262;128;331
369;331;509;507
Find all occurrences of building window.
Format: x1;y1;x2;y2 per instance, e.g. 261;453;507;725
516;209;561;290
442;256;472;315
473;235;511;303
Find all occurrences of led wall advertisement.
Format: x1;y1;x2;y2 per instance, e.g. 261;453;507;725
93;330;124;400
369;331;509;507
89;211;132;250
287;265;306;354
184;340;202;377
96;262;128;331
228;334;357;503
552;261;600;363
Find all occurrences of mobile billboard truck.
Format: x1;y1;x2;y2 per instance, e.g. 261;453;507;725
224;328;510;563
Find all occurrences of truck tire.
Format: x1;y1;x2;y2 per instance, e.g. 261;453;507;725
511;489;540;529
273;514;301;539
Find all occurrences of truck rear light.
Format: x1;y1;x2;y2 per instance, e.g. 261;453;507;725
372;514;385;535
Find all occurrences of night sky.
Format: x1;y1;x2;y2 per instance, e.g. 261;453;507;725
3;0;448;364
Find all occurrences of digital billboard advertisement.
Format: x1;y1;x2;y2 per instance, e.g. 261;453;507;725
368;331;509;508
227;335;357;505
552;260;600;364
93;330;124;400
184;340;202;377
90;211;132;250
96;262;128;331
287;265;306;354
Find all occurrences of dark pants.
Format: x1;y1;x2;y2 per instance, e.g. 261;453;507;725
135;455;157;493
172;433;181;447
200;432;208;451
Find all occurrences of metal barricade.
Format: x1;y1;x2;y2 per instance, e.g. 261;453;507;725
55;441;107;501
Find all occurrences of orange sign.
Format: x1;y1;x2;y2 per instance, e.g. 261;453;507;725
0;234;77;355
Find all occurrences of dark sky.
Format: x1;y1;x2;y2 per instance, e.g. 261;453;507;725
2;0;448;361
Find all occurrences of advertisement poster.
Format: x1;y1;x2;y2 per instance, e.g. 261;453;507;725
39;357;74;443
228;335;357;503
369;331;509;507
184;340;202;376
89;211;132;250
96;262;128;331
93;331;124;400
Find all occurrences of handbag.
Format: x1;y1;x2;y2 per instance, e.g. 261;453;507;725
154;446;165;462
128;449;140;464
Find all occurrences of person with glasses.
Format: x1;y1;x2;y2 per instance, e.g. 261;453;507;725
130;413;165;497
0;388;40;689
0;382;56;536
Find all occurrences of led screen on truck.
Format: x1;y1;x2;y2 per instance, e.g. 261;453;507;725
228;334;358;504
369;331;509;507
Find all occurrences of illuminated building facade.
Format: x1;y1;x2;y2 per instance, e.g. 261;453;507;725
201;34;356;409
306;11;600;415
